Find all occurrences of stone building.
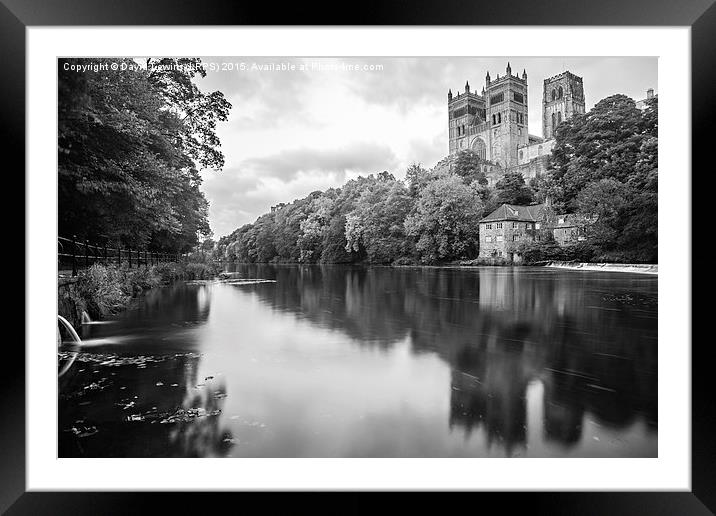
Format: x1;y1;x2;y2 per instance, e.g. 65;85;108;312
636;88;657;110
478;203;547;262
478;203;586;262
446;65;586;185
552;214;587;245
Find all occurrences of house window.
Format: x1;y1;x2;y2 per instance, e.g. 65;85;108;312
498;113;502;124
496;235;504;242
535;223;541;229
486;236;493;243
496;222;503;229
512;222;518;229
486;223;492;230
513;235;519;241
558;217;564;224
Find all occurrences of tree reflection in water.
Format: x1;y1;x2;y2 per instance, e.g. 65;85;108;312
59;284;234;458
231;264;657;456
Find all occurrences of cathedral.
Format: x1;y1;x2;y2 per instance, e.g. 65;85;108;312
445;63;586;185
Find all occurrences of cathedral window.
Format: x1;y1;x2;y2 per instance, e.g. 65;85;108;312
498;113;502;124
490;92;505;104
558;86;564;98
551;89;557;101
552;112;556;130
492;114;496;125
557;112;562;124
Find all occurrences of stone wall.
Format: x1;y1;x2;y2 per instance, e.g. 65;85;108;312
478;221;536;259
58;276;85;330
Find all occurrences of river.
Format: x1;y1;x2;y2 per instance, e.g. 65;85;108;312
59;264;657;457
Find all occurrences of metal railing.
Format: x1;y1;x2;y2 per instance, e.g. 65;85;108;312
58;235;185;276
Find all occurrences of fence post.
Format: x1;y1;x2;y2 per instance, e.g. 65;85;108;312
128;247;132;268
104;244;108;265
84;240;89;268
71;235;77;277
117;246;121;267
144;251;148;269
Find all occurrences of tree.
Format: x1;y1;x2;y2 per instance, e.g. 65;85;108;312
452;150;489;186
494;171;535;205
58;57;231;252
404;175;484;263
345;178;414;263
546;93;658;262
549;94;645;209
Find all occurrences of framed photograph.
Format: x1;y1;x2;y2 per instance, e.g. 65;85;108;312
11;0;709;513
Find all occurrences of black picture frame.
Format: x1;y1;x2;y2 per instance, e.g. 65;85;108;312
8;0;710;513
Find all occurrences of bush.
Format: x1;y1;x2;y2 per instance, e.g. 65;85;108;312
75;264;129;319
184;262;213;280
391;256;419;266
153;262;183;284
517;241;597;264
122;267;161;296
66;260;219;322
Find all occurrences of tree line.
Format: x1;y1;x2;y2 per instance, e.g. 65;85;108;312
216;93;657;265
58;58;231;253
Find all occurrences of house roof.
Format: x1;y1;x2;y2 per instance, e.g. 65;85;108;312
480;203;546;223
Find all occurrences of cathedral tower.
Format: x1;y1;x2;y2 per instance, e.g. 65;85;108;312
484;62;529;168
447;80;487;156
542;71;585;139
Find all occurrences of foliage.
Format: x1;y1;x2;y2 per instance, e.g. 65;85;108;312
404;174;484;263
452;150;489;186
344;173;414;263
540;94;658;262
494;171;535;205
515;241;597;264
72;259;216;320
75;264;129;318
58;58;230;252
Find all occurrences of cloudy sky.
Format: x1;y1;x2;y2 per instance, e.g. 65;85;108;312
195;57;657;238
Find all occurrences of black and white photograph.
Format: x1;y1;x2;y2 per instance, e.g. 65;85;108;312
56;55;659;459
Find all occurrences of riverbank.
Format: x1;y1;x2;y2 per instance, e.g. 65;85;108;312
545;261;658;274
58;261;220;329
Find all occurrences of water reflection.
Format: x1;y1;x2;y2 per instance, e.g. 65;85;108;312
227;264;657;456
59;283;234;457
60;265;657;457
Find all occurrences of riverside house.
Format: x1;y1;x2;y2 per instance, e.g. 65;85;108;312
478;203;586;262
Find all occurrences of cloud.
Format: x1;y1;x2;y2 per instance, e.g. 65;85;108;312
199;57;318;129
202;141;400;236
240;142;400;182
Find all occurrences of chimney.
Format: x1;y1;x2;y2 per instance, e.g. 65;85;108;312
647;88;654;99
